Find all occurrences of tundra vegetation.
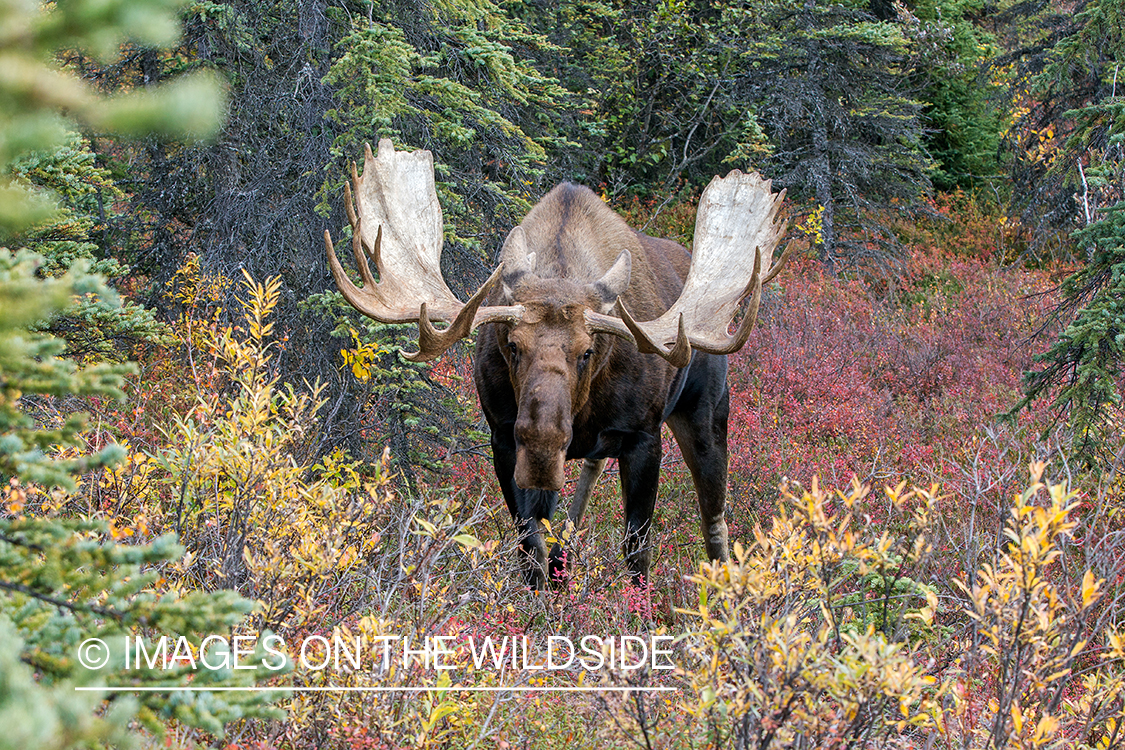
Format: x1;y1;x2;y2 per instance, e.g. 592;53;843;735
1;0;1123;749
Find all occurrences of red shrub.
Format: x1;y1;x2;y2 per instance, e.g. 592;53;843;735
727;246;1059;516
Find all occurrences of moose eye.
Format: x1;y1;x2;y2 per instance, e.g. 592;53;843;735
581;348;594;362
507;341;519;356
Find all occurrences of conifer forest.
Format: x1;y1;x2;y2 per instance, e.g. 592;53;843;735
2;0;1125;747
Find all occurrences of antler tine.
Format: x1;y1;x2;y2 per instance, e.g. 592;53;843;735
326;228;380;319
349;218;380;290
345;157;386;290
325;140;523;358
405;265;520;362
762;237;791;285
616;304;694;368
761;190;790;286
344;162;359;229
617;170;787;366
723;246;764;352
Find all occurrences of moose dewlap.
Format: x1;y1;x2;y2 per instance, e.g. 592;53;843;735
326;140;787;588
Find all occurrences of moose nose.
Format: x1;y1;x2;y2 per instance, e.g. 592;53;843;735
513;413;570;492
514;445;567;491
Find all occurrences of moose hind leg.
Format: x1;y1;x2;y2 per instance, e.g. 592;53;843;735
567;458;607;529
619;434;662;585
667;384;731;565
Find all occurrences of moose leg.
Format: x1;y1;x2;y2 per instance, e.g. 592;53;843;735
619;434;662;585
514;495;560;589
667;412;730;563
666;355;731;564
568;458;608;529
548;457;607;584
491;430;558;589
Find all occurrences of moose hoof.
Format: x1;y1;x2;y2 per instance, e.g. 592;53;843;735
547;545;571;589
521;564;546;591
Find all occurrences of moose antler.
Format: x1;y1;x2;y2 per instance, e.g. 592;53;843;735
324;140;523;361
605;170;788;368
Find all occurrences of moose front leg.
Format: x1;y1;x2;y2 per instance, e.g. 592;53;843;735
514;512;555;587
548;457;607;584
567;457;608;530
512;497;561;589
492;430;558;589
619;434;662;585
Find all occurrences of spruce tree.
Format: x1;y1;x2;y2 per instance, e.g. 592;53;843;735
906;0;1004;190
1;1;283;745
724;0;933;265
1009;0;1125;464
6;131;170;360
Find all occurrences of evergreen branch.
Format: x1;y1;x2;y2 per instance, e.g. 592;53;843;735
0;579;123;620
0;531;48;552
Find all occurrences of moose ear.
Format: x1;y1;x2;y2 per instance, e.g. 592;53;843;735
501;227;537;299
588;250;631;313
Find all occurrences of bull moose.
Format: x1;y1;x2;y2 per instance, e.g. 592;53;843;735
326;140;786;588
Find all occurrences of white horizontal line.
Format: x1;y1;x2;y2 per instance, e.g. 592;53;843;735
75;685;677;693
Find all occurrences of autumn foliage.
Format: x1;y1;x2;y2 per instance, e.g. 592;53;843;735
6;0;1125;746
0;196;1103;749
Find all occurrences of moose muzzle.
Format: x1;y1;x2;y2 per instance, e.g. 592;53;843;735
513;393;572;491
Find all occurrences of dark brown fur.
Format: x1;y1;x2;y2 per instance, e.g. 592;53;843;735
474;184;732;588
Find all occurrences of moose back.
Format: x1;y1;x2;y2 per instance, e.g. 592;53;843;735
326;140;786;588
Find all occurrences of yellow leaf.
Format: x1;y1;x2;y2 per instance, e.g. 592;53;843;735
1081;569;1103;608
1033;714;1058;742
917;606;935;625
452;533;481;550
